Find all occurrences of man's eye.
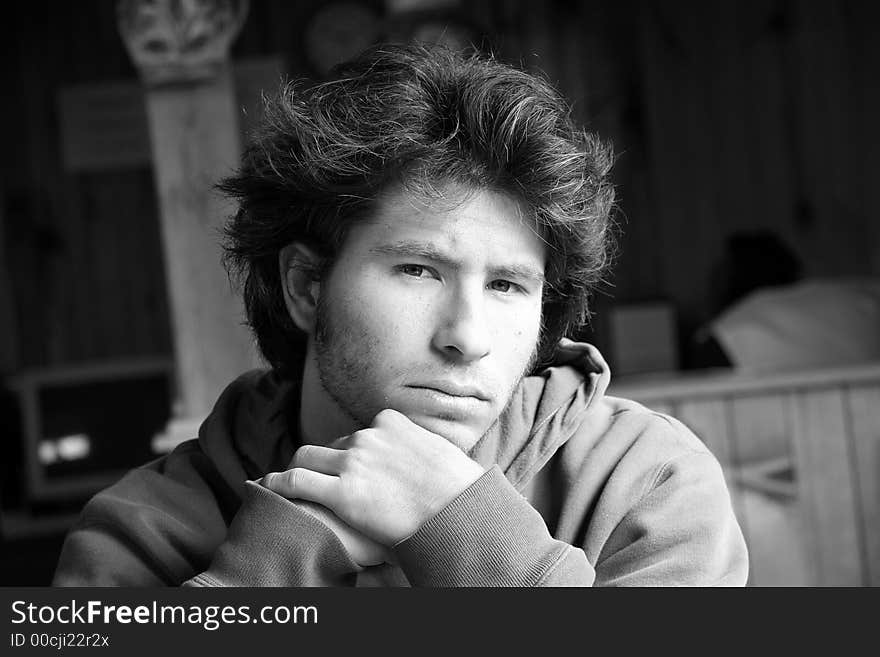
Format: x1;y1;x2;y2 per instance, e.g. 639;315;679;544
490;280;514;293
398;264;427;277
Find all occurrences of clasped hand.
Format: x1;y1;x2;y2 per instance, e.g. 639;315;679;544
261;409;485;565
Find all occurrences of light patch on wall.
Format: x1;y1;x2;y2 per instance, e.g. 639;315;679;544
37;434;92;465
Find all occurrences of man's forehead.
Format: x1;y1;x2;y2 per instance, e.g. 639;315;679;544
361;182;547;263
376;179;527;220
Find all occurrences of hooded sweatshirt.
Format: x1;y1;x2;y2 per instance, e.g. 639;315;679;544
52;341;748;587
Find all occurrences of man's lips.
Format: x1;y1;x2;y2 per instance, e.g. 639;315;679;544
407;382;491;402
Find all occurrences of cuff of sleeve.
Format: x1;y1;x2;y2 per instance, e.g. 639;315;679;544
393;465;589;587
186;481;359;586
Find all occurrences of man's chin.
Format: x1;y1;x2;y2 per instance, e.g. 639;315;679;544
400;412;484;452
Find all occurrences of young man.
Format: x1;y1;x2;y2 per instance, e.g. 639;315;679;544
53;45;748;586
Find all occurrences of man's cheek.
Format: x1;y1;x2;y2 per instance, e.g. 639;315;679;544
346;288;412;336
508;326;542;366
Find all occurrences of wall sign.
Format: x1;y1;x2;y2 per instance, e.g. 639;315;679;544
57;56;283;173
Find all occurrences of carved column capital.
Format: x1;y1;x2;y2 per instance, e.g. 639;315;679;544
117;0;248;87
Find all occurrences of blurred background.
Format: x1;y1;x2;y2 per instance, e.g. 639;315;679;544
1;0;878;585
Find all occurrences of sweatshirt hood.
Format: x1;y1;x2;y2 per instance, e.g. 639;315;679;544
467;339;610;490
197;339;610;499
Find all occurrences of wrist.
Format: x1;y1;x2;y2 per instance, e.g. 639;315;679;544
412;458;488;542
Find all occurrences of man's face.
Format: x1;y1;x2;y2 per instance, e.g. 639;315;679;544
309;183;546;451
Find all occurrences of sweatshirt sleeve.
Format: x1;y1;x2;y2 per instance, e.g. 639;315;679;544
184;482;360;587
393;465;595;586
53;477;362;587
593;451;749;586
392;446;748;587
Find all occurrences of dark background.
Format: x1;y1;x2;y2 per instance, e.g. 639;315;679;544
1;0;878;584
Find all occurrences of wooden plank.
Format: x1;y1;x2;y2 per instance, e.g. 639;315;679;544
788;2;870;277
727;394;791;466
845;385;880;586
734;460;813;587
741;0;797;245
676;398;756;583
852;4;880;275
83;176;117;359
0;181;17;372
520;0;555;79
609;361;880;402
727;391;817;585
786;389;864;585
728;389;813;588
67;174;95;363
677;396;810;586
559;4;589;125
677;399;732;466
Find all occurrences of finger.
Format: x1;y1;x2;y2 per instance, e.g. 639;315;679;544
262;468;338;507
290;444;346;475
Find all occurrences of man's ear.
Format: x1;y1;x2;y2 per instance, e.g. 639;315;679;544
279;243;323;334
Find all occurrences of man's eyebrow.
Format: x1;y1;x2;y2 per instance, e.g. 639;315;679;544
369;240;545;282
370;241;456;267
491;263;546;283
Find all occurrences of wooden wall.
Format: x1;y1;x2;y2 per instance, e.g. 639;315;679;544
2;0;878;373
632;0;880;350
3;2;172;370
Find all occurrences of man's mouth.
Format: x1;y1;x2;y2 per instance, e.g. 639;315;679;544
407;382;491;402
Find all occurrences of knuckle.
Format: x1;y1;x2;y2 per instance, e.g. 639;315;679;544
350;428;373;446
347;442;373;467
294;444;314;465
287;467;300;491
374;408;402;425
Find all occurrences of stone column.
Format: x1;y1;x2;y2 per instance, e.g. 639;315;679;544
117;0;260;452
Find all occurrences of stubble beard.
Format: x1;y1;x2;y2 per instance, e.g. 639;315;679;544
313;294;378;428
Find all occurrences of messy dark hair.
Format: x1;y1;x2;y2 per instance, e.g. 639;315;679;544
221;43;615;376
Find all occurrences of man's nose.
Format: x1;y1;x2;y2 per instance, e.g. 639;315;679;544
432;286;492;362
